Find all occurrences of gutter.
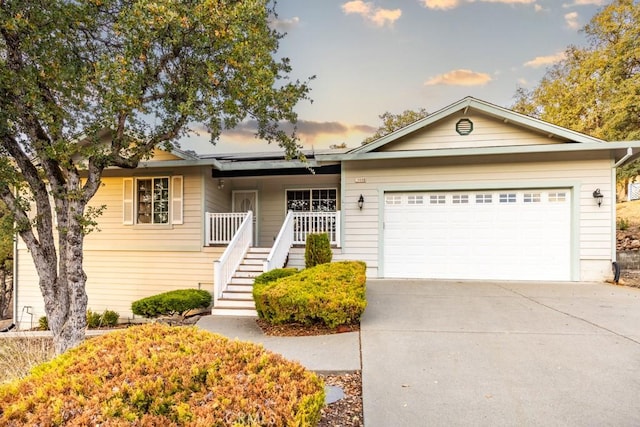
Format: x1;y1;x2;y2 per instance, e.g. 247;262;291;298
318;141;640;162
614;147;633;168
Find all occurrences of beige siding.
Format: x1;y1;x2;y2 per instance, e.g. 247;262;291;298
206;173;232;214
383;113;567;151
83;167;204;251
148;149;183;161
15;247;224;326
14;163;223;327
340;155;613;281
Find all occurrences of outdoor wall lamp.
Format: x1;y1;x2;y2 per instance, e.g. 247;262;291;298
358;194;364;210
593;188;603;207
217;179;225;190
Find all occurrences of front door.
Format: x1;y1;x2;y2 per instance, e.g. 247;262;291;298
232;190;258;245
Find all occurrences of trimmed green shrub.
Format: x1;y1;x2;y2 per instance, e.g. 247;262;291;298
254;267;299;286
86;309;102;329
38;316;48;331
131;289;212;318
40;310;120;331
254;261;367;328
100;310;119;327
87;309;120;328
0;323;325;426
305;233;333;268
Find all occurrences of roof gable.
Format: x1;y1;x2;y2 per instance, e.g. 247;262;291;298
147;147;199;162
350;97;605;155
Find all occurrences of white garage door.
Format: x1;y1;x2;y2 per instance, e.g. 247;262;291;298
384;190;571;281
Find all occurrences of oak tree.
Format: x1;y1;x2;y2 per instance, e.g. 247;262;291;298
0;201;12;320
361;108;429;145
512;0;640;195
0;0;311;353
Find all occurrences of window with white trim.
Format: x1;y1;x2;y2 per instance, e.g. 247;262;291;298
548;192;567;202
122;176;183;225
430;195;446;204
524;193;541;203
286;189;337;212
408;195;424;205
476;194;492;204
386;195;402;205
452;194;469;204
499;193;517;203
137;178;169;224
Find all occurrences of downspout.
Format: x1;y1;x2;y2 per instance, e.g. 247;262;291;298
12;232;17;327
611;164;617;266
611;147;632;268
11;183;19;329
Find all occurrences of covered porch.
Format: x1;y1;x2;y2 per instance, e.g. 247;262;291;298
205;210;341;247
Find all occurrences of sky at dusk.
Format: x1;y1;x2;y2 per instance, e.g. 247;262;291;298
180;0;610;155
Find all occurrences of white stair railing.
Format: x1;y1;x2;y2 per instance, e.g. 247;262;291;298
213;211;253;302
264;210;295;272
292;211;341;246
206;212;248;245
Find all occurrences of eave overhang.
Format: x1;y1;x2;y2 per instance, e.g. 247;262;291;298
137;156;341;177
137;158;223;169
317;141;640;166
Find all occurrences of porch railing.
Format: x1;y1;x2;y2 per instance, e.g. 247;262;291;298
213;211;253;301
264;210;295;272
292;211;341;246
206;212;248;245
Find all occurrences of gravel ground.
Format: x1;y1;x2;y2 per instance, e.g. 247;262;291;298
319;372;364;427
620;270;640;288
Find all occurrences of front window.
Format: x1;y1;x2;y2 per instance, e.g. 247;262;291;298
137;177;169;224
287;188;338;244
286;189;337;212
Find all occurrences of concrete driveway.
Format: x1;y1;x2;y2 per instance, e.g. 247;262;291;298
361;279;640;426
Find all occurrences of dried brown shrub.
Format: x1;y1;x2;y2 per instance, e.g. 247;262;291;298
0;324;324;426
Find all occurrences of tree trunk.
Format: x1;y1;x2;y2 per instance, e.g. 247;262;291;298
54;198;88;354
617;177;630;203
31;185;89;354
0;269;9;319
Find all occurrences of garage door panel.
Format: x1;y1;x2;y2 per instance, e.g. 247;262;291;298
384;190;571;281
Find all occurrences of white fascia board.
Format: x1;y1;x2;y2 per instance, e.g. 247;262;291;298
349;98;477;154
347;107;456;154
136;158;334;171
318;141;640;162
348;97;605;155
169;147;200;160
466;100;604;144
215;159;320;171
137;158;223;169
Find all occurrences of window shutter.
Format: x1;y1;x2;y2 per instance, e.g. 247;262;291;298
171;175;183;225
123;178;134;225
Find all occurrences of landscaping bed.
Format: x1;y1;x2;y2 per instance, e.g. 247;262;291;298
617;201;640;288
319;372;363;427
256;318;359;337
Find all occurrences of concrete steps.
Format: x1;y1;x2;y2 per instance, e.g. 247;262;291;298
212;247;270;317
